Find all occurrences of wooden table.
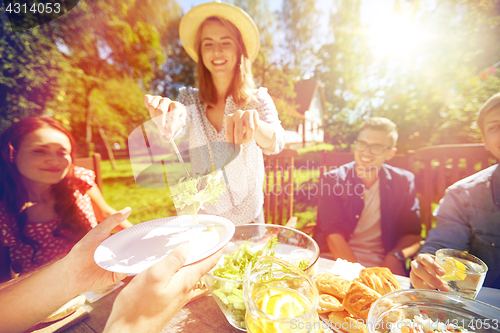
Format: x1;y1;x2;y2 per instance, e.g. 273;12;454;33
61;277;243;333
60;258;498;333
62;258;338;332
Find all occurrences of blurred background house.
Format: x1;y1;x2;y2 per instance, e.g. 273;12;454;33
284;78;326;149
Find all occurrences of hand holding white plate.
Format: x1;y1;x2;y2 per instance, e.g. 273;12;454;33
94;215;235;275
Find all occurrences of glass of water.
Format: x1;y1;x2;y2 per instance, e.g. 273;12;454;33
243;256;320;333
435;248;488;299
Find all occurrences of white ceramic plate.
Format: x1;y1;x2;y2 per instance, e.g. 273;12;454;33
94;215;235;275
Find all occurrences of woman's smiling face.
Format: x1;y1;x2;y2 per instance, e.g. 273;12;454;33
14;127;72;187
200;20;239;81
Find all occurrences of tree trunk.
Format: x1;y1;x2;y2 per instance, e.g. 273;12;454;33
97;123;117;170
84;85;93;157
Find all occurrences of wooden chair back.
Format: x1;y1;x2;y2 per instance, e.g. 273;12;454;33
263;149;299;225
412;144;496;232
74;153;103;190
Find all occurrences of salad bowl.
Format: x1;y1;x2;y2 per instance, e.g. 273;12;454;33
202;224;320;331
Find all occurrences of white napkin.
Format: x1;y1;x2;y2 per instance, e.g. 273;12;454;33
328;258;365;281
82;281;124;303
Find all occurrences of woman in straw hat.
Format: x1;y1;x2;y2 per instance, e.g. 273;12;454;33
143;2;285;225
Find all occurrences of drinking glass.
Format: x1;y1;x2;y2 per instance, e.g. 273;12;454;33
435;248;488;299
243;256;320;333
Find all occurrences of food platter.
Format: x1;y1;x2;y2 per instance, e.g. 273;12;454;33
314;262;411;333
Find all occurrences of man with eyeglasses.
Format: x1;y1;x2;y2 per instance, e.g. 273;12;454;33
313;117;422;275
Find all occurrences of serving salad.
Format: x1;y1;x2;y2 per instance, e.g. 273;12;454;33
206;235;312;328
208;236;279;328
171;173;226;221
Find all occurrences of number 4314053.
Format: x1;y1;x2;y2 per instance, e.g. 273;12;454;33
5;2;62;14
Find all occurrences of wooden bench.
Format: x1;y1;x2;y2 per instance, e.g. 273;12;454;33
74;153;103;190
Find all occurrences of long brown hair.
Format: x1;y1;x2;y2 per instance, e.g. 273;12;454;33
195;16;256;107
0;117;87;264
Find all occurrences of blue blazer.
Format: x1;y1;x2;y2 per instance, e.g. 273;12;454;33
313;161;421;253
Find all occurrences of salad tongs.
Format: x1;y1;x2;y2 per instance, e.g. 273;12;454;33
169;138;192;180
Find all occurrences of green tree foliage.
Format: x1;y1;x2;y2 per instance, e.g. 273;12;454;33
0;10;65;133
46;0;180;155
0;0;181;157
314;0;500;152
232;0;300;130
369;0;500;151
45;1;151;153
280;0;320;76
314;0;372;149
149;16;196;99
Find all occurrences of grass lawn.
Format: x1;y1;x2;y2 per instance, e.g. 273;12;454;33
100;159;177;224
100;158;319;227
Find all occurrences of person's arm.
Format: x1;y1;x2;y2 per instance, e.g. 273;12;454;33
382;171;423;275
225;89;285;154
254;119;277;152
397;171;422;237
326;233;357;263
410;186;471;290
0;208;132;333
254;88;285;154
87;186;133;230
316;170;358;262
225;110;277;151
381;234;422;276
420;187;471;254
104;244;225;332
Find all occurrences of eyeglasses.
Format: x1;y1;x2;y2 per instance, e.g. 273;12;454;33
354;140;391;155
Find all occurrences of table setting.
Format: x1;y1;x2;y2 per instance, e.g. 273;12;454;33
33;215;497;333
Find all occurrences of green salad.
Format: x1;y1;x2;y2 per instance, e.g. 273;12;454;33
171;173;226;221
209;236;278;328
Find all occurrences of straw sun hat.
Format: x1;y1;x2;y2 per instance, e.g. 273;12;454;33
179;1;260;63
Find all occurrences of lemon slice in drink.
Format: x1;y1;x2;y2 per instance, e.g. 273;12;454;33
252;289;310;333
441;258;467;281
266;291;309;318
256;289;309;318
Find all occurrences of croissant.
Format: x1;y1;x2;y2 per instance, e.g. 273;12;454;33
342;281;381;320
328;310;368;333
359;267;401;295
314;273;352;299
318;294;344;313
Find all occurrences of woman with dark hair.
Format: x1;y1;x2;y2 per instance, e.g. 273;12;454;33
0;117;132;282
144;2;285;225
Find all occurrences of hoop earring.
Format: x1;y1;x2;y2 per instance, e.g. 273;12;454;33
9;143;15;163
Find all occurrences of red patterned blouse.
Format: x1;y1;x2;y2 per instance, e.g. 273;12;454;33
0;167;98;275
